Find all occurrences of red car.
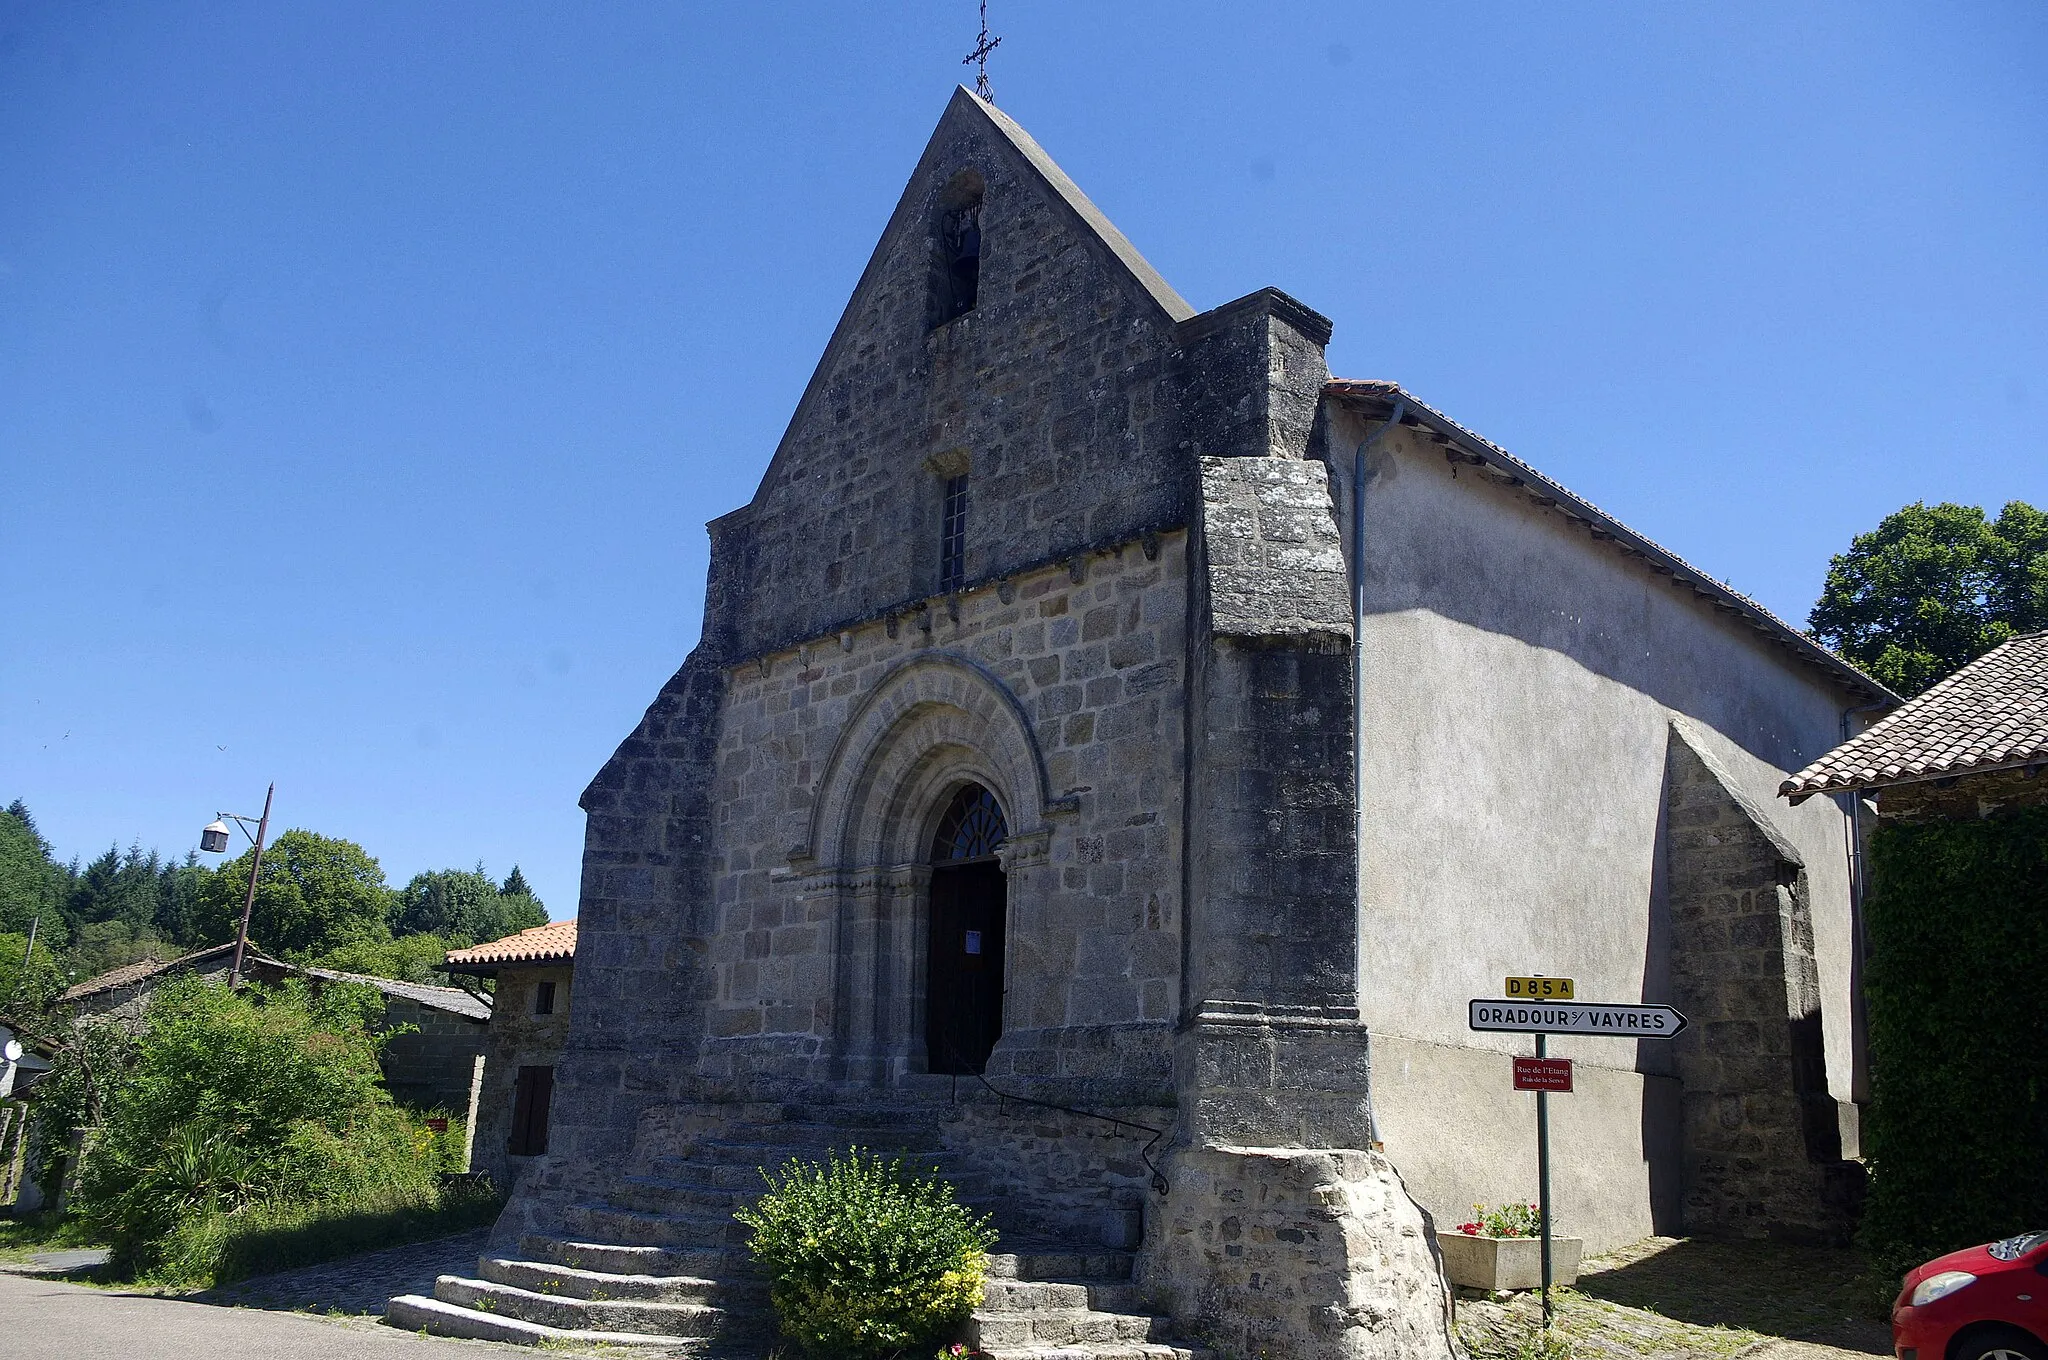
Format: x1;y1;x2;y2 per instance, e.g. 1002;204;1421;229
1893;1230;2048;1360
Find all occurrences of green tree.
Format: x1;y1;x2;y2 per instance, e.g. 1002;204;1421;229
498;864;537;903
0;928;66;1019
0;801;70;937
1810;500;2048;695
153;855;213;949
197;830;394;959
391;866;545;948
310;932;455;985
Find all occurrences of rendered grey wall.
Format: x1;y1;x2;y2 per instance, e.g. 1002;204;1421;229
1325;406;1867;1250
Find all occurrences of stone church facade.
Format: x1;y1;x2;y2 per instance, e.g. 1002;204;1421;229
409;90;1891;1358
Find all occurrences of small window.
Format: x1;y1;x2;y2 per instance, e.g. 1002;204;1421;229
939;474;968;592
929;170;985;329
509;1064;555;1156
534;980;556;1016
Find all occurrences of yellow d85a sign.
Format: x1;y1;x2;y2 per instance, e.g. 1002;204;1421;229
1505;976;1575;999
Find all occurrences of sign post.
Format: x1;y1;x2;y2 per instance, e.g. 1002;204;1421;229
1472;979;1687;1330
1536;1032;1552;1325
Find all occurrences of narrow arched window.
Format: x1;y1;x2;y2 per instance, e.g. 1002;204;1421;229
939;472;968;592
930;170;985;329
932;784;1007;862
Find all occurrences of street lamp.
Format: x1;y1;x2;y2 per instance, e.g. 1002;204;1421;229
200;783;275;988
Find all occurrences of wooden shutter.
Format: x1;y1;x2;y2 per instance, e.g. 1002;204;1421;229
508;1065;555;1155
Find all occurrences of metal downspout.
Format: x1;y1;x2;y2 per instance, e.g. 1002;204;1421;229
1839;698;1890;1110
1352;397;1405;1145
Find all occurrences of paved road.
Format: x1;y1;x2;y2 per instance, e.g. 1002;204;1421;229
0;1271;535;1360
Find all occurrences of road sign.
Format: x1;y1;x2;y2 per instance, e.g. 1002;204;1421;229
1469;999;1688;1038
1514;1057;1574;1092
1505;976;1574;999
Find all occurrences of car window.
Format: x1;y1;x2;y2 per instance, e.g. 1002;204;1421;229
1988;1231;2048;1261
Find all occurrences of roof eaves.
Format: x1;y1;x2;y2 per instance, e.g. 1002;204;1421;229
1789;754;2048;800
1324;381;1899;708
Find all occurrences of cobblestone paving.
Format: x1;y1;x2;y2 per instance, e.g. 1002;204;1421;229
196;1228;493;1316
1456;1236;1891;1360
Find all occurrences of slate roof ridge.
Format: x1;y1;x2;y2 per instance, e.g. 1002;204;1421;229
304;966;492;1021
1324;378;1896;706
58;939;286;1003
1779;630;2048;798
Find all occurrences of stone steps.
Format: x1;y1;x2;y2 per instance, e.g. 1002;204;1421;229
387;1101;1205;1359
968;1304;1176;1349
479;1255;765;1307
562;1202;751;1249
383;1293;687;1349
521;1234;744;1280
431;1274;733;1338
977;1346;1210;1360
982;1277;1144;1313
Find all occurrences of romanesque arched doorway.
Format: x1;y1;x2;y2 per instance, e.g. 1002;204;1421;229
926;783;1007;1074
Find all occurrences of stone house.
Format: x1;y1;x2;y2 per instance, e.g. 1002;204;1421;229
441;919;576;1193
56;945;489;1116
396;90;1894;1357
56;940;294;1023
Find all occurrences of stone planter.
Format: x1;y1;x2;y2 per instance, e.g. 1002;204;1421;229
1437;1232;1583;1291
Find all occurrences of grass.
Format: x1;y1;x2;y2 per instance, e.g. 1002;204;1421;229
0;1211;105;1262
144;1178;506;1288
1456;1236;1893;1360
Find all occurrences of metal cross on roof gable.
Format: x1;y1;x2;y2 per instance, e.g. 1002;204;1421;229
962;0;1001;104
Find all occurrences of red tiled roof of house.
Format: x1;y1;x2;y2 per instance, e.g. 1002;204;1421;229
1781;632;2048;799
444;918;576;968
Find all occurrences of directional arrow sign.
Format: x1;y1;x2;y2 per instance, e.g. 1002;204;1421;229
1469;999;1688;1038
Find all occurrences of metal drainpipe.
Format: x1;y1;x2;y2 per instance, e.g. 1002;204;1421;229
1352;397;1406;1145
1839;697;1890;1108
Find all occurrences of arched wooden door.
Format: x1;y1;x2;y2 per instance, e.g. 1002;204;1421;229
926;783;1007;1075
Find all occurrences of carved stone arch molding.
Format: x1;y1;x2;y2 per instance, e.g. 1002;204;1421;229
801;652;1061;873
793;652;1066;1085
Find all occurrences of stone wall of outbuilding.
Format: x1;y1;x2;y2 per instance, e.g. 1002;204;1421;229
471;964;574;1193
377;996;488;1114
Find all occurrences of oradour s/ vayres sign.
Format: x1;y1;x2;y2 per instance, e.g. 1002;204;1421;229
1468;999;1688;1038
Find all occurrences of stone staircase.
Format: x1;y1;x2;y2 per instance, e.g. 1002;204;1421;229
386;1102;1209;1358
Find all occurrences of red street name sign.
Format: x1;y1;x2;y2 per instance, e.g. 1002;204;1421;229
1513;1057;1574;1093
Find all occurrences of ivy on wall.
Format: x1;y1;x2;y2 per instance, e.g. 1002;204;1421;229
1858;805;2048;1279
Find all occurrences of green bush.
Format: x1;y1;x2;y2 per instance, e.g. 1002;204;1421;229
1859;807;2048;1283
70;973;451;1280
736;1148;998;1360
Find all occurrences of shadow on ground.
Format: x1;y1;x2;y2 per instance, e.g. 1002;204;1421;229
1577;1236;1890;1354
189;1227;492;1316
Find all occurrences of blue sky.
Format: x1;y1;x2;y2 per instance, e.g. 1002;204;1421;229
3;2;2042;919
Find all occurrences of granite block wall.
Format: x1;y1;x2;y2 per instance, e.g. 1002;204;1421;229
1665;721;1862;1242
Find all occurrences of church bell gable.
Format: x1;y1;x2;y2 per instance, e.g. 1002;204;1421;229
713;88;1200;661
